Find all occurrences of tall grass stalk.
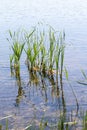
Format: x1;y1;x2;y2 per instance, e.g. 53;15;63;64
24;29;41;71
6;119;8;130
55;42;61;84
83;111;87;130
40;42;47;72
8;30;25;68
11;41;25;64
0;125;2;130
48;28;55;71
59;32;65;79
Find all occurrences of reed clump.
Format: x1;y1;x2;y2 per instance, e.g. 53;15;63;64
25;26;65;78
8;25;66;81
8;30;25;78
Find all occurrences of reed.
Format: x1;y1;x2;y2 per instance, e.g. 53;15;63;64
8;30;25;68
8;25;66;82
59;32;65;78
8;30;25;79
83;111;87;130
48;28;55;71
40;33;47;73
54;41;61;83
24;26;66;83
6;119;8;130
24;29;41;71
0;125;2;130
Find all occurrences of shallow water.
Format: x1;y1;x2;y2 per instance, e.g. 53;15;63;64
0;0;87;129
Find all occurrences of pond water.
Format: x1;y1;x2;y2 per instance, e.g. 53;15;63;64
0;0;87;129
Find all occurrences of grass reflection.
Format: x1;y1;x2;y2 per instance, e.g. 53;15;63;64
10;65;25;107
5;24;86;129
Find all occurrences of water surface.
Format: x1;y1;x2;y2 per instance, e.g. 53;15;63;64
0;0;87;129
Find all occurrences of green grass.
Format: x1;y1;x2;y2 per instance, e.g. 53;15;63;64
8;30;25;67
83;111;87;130
8;25;66;83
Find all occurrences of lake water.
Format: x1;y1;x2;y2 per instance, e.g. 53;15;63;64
0;0;87;129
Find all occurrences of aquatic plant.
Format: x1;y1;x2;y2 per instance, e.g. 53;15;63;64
8;30;25;68
8;25;66;82
24;29;41;71
0;116;11;130
13;38;24;63
8;30;25;78
0;125;2;130
40;33;47;73
24;26;66;88
48;28;55;71
83;111;87;130
59;31;65;79
6;119;8;130
11;41;25;65
40;44;47;72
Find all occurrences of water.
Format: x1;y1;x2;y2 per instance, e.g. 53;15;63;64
0;0;87;129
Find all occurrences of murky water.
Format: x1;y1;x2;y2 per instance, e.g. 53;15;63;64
0;0;87;129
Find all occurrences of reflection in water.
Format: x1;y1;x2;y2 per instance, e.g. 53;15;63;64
28;70;39;86
60;77;66;129
60;77;66;114
25;69;81;130
48;75;60;98
26;67;68;126
10;67;24;106
40;72;48;102
27;66;66;109
5;64;81;129
7;62;80;129
15;77;24;106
